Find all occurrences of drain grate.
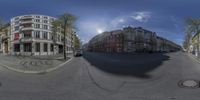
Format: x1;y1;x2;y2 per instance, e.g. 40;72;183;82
178;79;199;88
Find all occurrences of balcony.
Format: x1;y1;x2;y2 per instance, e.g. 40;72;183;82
20;20;34;24
20;16;34;20
20;24;33;31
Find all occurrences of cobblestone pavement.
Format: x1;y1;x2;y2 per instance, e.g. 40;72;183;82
0;54;72;73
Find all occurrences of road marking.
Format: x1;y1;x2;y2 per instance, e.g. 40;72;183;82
0;57;74;74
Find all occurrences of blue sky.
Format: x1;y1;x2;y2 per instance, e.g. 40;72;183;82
0;0;199;45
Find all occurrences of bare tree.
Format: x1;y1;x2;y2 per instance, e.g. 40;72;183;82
185;18;200;57
51;20;61;55
56;13;77;60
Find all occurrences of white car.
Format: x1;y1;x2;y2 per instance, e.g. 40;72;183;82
73;49;83;57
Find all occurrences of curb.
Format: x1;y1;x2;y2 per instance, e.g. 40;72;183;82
0;57;74;74
44;57;73;73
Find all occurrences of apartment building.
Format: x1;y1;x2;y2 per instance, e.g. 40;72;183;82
123;27;157;53
88;26;180;53
88;30;124;53
10;14;74;56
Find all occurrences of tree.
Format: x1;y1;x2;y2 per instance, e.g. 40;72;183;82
57;13;77;60
185;18;200;57
74;34;80;49
0;17;5;31
51;20;61;55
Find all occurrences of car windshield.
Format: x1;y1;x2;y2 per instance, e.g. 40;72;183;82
0;0;199;100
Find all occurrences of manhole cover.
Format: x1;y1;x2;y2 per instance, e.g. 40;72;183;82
178;79;199;88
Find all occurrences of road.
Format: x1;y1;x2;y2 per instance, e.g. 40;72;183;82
0;51;199;100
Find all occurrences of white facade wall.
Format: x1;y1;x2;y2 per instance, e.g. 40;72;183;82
10;14;73;56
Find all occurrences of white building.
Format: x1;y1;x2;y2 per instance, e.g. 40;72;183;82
10;14;74;56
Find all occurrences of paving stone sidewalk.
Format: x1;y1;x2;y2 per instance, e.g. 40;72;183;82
187;53;200;63
0;54;72;73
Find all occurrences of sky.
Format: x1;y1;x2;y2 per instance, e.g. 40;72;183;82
0;0;200;45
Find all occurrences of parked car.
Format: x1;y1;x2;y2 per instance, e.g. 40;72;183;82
73;49;83;57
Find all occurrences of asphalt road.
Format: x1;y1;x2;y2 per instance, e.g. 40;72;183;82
0;51;199;100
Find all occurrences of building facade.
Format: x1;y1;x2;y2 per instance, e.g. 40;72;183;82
10;14;74;56
88;26;180;53
88;30;124;53
123;27;157;53
190;33;200;57
0;24;11;54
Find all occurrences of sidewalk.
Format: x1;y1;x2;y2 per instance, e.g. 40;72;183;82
187;52;200;63
0;53;73;73
14;53;73;60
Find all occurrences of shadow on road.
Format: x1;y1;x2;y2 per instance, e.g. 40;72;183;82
83;52;170;79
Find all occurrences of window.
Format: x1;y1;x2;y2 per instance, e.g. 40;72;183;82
61;36;64;42
14;26;19;31
23;43;32;52
57;35;60;42
51;44;54;52
35;43;40;52
49;26;52;30
51;34;54;40
35;24;40;28
24;33;32;38
14;44;20;52
43;32;48;39
43;20;48;23
35;31;40;38
36;16;40;18
35;19;40;22
43;43;48;52
23;24;32;28
15;21;19;25
43;16;48;19
49;33;54;40
43;25;48;29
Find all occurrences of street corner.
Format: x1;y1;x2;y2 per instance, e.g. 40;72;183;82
0;55;74;74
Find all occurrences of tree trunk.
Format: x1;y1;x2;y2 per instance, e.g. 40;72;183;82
63;21;67;60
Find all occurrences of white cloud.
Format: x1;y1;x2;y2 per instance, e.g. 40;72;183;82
118;18;125;23
111;17;127;28
78;11;152;43
131;11;151;22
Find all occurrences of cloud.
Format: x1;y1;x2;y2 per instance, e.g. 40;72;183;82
111;17;126;28
131;11;151;22
78;11;152;43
